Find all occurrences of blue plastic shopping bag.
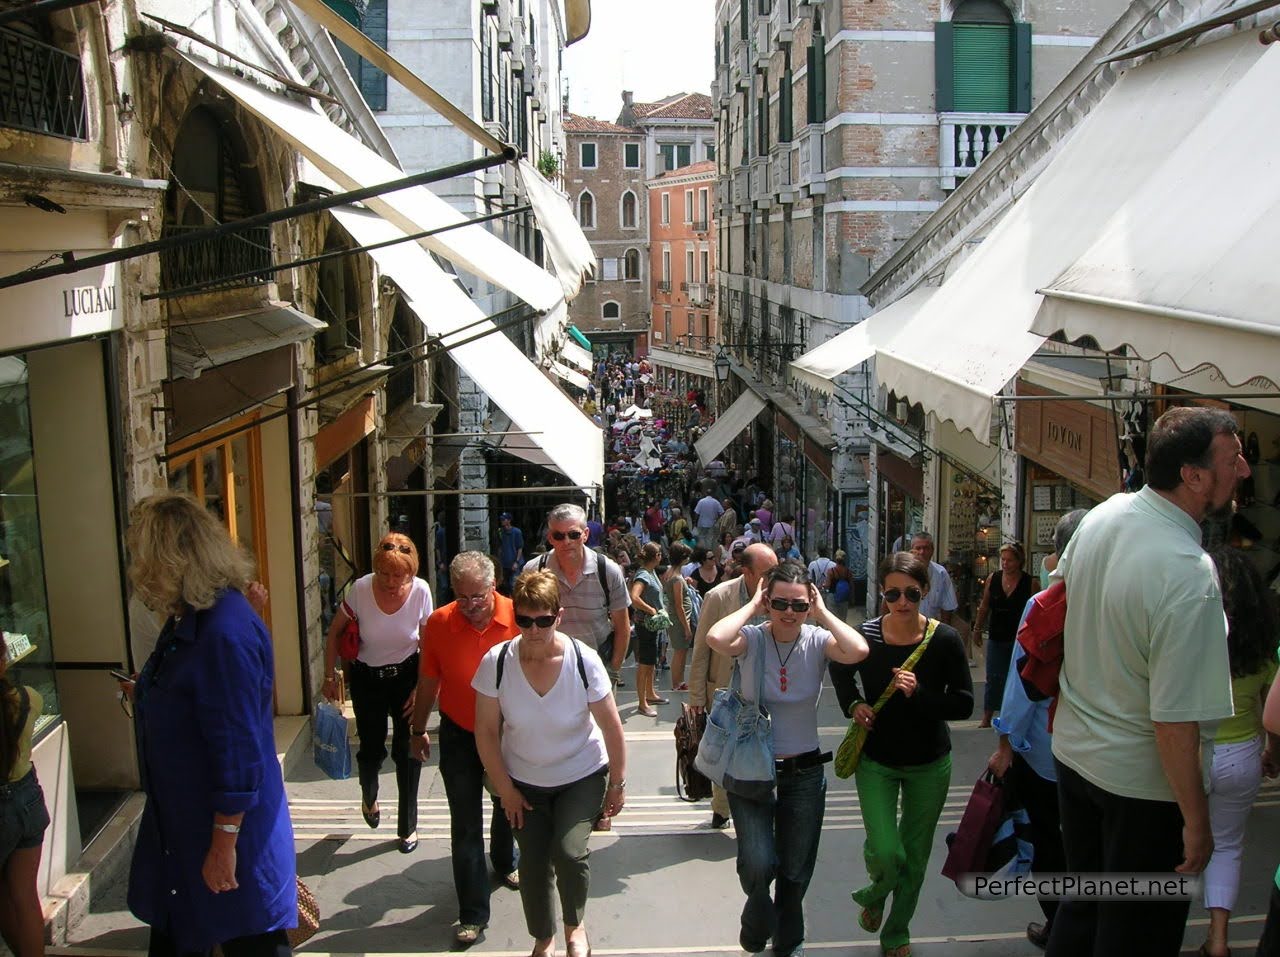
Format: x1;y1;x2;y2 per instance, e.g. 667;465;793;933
313;700;352;780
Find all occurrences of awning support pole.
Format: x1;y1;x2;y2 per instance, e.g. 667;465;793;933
0;151;515;292
141;203;533;301
996;391;1280;402
319;486;600;498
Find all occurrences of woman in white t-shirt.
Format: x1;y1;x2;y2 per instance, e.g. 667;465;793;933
322;533;433;854
473;570;627;957
705;562;869;957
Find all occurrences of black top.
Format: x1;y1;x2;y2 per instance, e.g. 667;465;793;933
987;571;1035;644
692;566;723;597
829;617;973;767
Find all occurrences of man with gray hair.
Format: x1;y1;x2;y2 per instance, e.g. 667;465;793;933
910;532;958;625
410;551;520;946
523;503;631;681
688;543;779;828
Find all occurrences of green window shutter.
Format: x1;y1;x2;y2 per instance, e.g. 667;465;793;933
934;21;954;113
779;69;793;141
952;23;1013;112
806;42;825;124
740;0;749;40
358;0;388;111
1013;22;1032;113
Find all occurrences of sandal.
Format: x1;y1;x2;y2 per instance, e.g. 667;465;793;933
637;706;658;717
858;904;883;933
883;946;911;957
455;923;483;945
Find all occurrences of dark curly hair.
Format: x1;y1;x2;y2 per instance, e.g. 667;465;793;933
1210;546;1280;679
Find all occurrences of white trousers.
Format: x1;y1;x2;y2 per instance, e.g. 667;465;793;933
1204;734;1264;912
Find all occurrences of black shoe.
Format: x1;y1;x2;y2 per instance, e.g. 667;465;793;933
1026;922;1049;950
738;928;766;954
398;832;418;854
711;812;731;830
362;799;380;829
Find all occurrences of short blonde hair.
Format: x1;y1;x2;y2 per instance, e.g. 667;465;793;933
513;569;560;613
127;492;254;614
373;532;419;577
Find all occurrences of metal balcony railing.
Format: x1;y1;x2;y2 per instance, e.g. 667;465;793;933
0;26;87;140
657;280;672;294
692;218;709;233
158;223;274;292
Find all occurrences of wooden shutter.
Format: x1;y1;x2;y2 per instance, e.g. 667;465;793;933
779;68;793;141
952;23;1013;112
934;21;954;113
1014;22;1032;113
806;42;825;124
359;0;388;111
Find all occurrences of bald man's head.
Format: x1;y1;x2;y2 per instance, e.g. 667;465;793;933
740;543;779;591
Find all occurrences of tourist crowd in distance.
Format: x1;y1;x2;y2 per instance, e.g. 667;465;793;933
23;406;1275;957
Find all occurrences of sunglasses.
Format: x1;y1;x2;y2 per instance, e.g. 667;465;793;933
380;543;412;554
769;598;811;613
515;613;558;629
550;530;583;541
883;586;923;604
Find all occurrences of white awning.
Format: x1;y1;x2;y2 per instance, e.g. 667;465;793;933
648;347;717;378
695;390;768;465
178;53;565;317
787;287;938;395
517;159;594;302
562;340;594;374
168;301;325;378
548;358;590;391
330;206;603;491
1031;42;1280;385
864;30;1266;440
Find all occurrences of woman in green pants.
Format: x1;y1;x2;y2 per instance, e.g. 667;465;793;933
829;552;973;957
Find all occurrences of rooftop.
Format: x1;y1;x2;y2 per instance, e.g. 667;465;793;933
564;113;633;134
628;92;714;122
656;159;717;179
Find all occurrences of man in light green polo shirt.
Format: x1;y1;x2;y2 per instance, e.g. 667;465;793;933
1046;407;1248;957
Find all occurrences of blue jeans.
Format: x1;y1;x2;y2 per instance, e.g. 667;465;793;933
727;764;826;956
439;714;518;926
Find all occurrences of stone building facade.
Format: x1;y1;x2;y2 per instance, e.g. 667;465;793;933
647;160;717;351
563;114;650;351
709;0;1127;569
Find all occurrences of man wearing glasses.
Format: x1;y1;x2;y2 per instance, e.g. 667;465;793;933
410;552;519;947
523;503;631;685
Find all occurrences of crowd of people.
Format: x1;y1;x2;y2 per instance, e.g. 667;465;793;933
12;406;1275;957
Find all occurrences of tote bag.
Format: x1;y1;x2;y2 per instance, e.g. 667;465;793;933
313;700;352;780
694;627;775;801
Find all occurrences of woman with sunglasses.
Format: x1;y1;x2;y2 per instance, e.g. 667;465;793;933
705;561;869;957
472;570;626;957
322;532;433;853
829;552;972;957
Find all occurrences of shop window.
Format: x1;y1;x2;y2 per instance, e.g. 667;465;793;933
0;356;59;739
623;247;641;281
160;107;270;292
168;415;270;629
315;442;370;631
935;0;1031;114
602;301;620;321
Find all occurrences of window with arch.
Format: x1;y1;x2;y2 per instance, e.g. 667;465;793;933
602;301;621;321
620;190;638;229
936;0;1030;114
578;190;595;228
624;248;641;281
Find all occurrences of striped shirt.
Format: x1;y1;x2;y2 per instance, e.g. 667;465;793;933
522;549;630;649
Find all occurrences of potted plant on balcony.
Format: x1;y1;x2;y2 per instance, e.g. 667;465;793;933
537;150;559;179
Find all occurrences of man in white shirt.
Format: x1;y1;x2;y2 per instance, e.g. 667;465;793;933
910;532;958;625
807;545;835;589
693;484;725;550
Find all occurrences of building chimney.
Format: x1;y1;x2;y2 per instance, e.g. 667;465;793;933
622;91;633;107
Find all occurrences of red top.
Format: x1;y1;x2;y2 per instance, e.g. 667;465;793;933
421;593;518;731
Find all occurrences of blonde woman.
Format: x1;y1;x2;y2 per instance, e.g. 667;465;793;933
323;533;433;853
473;570;626;957
125;493;296;957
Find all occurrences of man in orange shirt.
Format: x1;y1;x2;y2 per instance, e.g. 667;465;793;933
410;552;519;947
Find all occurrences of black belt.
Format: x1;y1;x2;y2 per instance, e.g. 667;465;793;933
350;652;418;680
775;750;832;775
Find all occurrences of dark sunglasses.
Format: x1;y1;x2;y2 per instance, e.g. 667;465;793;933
883;586;923;604
515;613;558;629
380;543;412;554
769;598;811;613
550;530;583;541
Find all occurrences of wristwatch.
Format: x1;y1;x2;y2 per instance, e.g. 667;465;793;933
607;778;626;791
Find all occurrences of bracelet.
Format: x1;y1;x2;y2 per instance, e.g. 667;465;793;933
607;779;625;791
213;823;240;834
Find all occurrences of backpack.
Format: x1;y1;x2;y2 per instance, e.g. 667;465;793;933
674;703;712;802
495;637;589;690
682;582;703;636
833;575;852;603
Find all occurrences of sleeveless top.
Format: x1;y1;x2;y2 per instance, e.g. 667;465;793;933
988;571;1035;643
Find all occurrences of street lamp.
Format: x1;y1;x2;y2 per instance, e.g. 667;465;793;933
714;348;732;383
